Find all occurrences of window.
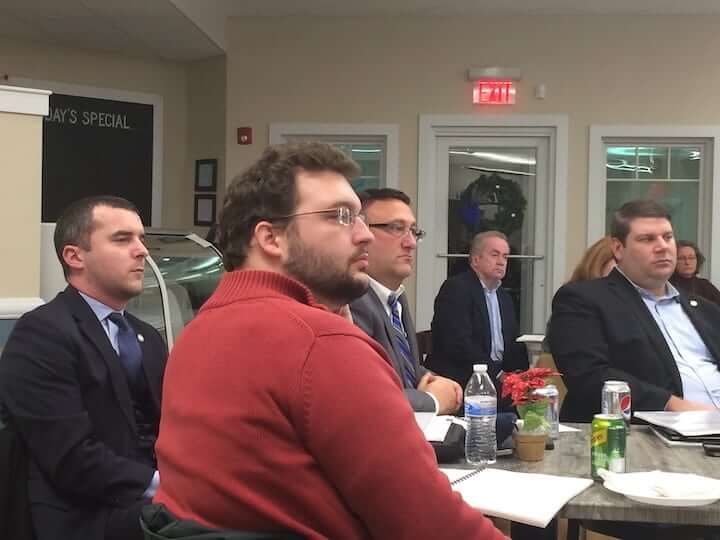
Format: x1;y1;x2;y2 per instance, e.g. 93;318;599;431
269;123;399;191
588;126;720;285
605;144;704;243
286;136;385;191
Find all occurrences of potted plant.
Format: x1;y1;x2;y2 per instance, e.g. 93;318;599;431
501;367;561;461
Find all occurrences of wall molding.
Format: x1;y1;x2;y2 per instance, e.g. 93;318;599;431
0;84;51;116
0;297;44;319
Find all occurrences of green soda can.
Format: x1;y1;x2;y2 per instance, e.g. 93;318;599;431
591;414;626;480
607;419;627;473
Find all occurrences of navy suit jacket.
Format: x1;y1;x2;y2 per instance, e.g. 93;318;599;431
0;286;167;540
428;269;528;390
549;268;720;422
350;288;435;412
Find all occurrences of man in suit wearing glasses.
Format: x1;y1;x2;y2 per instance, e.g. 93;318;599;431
350;188;462;414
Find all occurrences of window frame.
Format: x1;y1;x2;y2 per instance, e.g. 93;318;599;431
269;123;399;189
588;125;720;285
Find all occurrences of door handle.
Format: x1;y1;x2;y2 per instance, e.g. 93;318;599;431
436;253;544;260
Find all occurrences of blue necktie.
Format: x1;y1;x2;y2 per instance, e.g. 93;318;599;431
387;294;417;388
108;312;143;383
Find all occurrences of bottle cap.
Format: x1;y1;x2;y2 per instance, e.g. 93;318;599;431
473;364;487;372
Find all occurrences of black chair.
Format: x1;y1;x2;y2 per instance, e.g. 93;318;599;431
0;408;35;540
416;330;432;365
141;503;305;540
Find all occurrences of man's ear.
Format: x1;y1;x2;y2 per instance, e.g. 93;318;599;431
62;245;85;272
253;220;285;259
469;253;479;270
610;237;623;262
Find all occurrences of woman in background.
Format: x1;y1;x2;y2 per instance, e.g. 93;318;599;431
542;237;615;357
671;240;720;305
568;236;615;283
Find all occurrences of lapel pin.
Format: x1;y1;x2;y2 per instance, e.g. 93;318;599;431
690;300;699;307
137;334;145;343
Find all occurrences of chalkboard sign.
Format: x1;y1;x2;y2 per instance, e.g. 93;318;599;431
42;93;154;224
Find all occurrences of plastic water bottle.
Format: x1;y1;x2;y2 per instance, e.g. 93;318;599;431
464;364;497;465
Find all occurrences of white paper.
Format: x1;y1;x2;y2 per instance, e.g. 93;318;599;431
423;415;453;442
649;426;702;448
559;424;581;433
414;411;436;432
440;467;592;528
516;334;545;343
440;468;473;484
635;411;720;437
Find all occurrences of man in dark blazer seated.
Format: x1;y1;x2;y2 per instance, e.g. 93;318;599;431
428;231;528;394
549;199;719;423
350;188;462;413
0;196;167;540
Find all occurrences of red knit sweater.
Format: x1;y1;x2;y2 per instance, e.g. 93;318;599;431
154;270;506;540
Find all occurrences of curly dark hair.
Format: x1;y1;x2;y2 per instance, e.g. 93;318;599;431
218;142;360;271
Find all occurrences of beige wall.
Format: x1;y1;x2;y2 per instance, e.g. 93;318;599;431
187;55;227;236
0;111;43;296
225;15;720;307
0;36;191;228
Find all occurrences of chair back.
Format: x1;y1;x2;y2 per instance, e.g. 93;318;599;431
535;353;567;409
416;330;432;365
0;409;35;540
141;503;305;540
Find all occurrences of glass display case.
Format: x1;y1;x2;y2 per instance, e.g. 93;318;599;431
126;231;224;348
38;224;224;350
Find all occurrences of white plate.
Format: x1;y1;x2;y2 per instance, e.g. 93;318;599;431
603;472;720;507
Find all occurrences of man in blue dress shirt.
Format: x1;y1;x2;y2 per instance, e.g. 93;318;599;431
428;231;529;395
550;199;719;423
0;196;167;540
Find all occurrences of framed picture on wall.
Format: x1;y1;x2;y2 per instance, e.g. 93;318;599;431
194;194;216;226
195;159;218;192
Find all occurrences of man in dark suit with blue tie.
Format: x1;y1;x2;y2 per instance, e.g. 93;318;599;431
350;189;462;414
0;196;167;540
428;231;528;395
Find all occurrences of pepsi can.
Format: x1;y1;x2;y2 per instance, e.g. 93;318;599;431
602;380;631;433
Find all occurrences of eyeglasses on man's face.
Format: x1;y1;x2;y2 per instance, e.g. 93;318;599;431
368;221;426;241
272;206;366;227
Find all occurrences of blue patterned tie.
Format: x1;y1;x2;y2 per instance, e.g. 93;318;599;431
387;294;417;388
108;312;143;383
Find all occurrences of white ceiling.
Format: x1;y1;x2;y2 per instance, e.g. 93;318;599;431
0;0;223;62
3;0;720;62
213;0;720;17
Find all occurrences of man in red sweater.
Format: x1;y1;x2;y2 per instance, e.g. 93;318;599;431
154;142;507;540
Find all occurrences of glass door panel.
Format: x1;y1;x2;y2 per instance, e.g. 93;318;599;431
433;137;548;333
446;146;537;330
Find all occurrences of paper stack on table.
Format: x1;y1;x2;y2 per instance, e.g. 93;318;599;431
634;410;720;437
440;467;592;528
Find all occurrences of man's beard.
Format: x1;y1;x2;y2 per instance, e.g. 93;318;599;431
285;234;369;307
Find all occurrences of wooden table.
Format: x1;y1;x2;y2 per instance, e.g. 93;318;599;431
489;424;720;527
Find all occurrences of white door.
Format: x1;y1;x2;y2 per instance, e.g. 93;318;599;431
416;116;568;334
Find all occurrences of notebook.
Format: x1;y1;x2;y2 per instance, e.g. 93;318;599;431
440;467;593;528
636;411;720;445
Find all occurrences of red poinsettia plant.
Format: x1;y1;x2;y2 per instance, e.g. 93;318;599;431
502;367;561;433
